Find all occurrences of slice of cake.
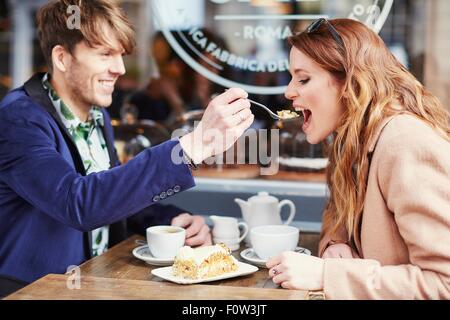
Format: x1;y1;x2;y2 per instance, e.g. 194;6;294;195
172;243;238;279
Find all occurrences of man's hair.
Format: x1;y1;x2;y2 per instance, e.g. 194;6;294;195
37;0;135;73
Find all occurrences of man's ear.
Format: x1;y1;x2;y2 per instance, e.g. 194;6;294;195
51;45;69;73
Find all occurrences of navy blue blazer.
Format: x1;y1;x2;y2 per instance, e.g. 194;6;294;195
0;74;195;285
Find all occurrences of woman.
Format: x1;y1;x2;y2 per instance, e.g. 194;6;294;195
267;18;450;299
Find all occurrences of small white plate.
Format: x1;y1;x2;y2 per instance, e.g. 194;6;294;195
151;261;258;284
132;245;174;266
240;247;312;268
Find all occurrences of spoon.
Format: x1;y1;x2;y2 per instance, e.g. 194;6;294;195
247;99;300;121
135;239;147;246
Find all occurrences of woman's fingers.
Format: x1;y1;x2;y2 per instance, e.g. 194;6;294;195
322;243;354;258
266;254;283;269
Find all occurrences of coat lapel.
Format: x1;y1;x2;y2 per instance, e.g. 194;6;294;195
353;115;400;257
23;73;87;175
99;112;119;168
23;73;93;257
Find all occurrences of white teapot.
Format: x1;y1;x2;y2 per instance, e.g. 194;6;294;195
234;192;296;245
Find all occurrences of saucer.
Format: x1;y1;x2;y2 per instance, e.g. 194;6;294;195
240;246;311;268
132;245;174;266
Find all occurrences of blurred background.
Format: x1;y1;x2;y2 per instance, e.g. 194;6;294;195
0;0;449;231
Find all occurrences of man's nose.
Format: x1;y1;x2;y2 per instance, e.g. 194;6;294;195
110;55;126;76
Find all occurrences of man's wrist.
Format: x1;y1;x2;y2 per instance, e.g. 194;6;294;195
179;129;212;165
182;150;199;171
179;132;204;165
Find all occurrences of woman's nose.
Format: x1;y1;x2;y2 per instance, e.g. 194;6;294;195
284;81;297;100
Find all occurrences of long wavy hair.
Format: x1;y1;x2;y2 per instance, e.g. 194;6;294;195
289;19;450;246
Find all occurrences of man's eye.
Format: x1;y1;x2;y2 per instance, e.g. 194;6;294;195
299;78;310;85
101;51;111;56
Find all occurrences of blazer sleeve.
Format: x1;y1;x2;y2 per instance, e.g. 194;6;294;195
0;110;195;232
322;120;450;299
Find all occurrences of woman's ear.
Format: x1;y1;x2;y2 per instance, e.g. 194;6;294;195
51;45;69;73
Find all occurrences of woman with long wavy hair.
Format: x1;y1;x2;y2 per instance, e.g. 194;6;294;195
267;18;450;299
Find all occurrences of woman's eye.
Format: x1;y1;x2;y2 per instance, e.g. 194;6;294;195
299;78;310;85
101;52;111;57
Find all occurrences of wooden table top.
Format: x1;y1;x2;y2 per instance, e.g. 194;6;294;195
5;235;311;300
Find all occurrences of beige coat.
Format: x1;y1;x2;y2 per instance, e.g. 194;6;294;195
318;114;450;299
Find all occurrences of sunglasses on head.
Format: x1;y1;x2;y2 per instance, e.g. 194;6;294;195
306;18;345;49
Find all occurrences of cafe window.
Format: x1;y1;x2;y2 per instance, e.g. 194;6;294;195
0;0;449;226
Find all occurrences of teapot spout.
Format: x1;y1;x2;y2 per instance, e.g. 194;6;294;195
234;198;251;221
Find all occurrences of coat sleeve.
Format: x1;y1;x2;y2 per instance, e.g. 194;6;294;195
322;119;450;299
0;108;195;232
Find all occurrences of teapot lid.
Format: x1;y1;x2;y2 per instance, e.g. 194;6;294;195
248;191;278;204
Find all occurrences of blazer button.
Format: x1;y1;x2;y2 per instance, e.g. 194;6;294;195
167;189;174;196
173;186;181;193
160;192;167;199
153;195;160;202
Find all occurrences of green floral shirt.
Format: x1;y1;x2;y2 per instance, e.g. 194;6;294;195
42;73;110;256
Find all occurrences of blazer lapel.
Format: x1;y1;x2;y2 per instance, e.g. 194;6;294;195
23;73;93;258
23;73;87;175
99;112;119;169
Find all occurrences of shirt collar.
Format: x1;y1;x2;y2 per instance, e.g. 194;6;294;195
42;73;104;130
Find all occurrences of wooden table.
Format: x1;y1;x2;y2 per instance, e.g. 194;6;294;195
5;235;312;300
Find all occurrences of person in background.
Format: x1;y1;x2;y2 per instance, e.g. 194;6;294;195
126;32;186;124
267;18;450;299
0;0;253;297
121;134;150;164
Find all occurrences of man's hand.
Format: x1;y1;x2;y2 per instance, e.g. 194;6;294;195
171;213;212;247
179;88;254;164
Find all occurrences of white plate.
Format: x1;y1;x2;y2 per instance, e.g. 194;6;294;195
151;261;258;284
132;245;174;266
240;247;311;268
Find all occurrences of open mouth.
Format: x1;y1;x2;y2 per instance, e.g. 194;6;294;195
302;109;312;128
294;106;312;131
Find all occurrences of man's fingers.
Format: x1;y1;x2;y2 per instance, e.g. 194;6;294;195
233;114;254;137
184;216;204;239
171;213;191;228
185;224;211;247
222;98;251;117
211;88;248;106
224;108;253;128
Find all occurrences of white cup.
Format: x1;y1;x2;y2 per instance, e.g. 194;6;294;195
250;225;299;260
146;225;186;259
210;215;248;242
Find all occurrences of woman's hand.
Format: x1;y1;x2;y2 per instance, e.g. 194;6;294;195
322;243;355;258
266;252;325;291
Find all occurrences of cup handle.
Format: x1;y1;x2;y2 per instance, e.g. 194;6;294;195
238;222;249;243
279;199;296;225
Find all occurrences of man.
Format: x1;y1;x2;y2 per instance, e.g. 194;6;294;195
0;0;254;296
